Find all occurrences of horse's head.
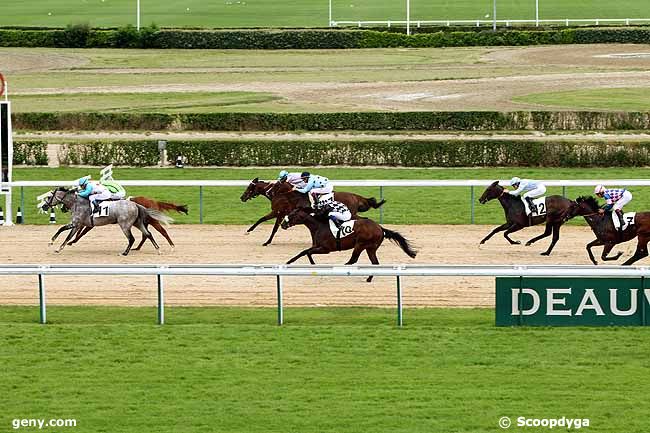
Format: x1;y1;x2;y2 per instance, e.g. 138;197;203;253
240;177;267;202
39;187;70;211
479;181;504;204
281;208;311;230
572;196;601;217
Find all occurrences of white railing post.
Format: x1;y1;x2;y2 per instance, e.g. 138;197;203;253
38;273;46;324
276;274;284;325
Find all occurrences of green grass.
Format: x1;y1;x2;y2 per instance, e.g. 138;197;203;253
12;166;650;225
514;87;650;111
2;0;649;27
1;306;650;433
12;91;281;113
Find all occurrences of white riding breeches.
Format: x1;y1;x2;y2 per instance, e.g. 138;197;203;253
522;185;546;199
110;191;126;200
310;184;333;195
613;190;632;212
329;210;352;222
90;190;111;205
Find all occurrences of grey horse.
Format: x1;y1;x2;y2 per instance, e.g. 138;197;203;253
42;187;172;256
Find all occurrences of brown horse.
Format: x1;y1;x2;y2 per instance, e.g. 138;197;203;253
280;208;417;282
571;196;650;265
478;181;575;255
240;178;386;246
59;196;187;250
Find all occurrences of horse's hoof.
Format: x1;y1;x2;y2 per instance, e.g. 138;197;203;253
525;242;532;247
540;252;550;256
121;252;128;256
262;242;271;247
48;241;54;247
366;276;373;283
616;252;623;259
512;241;521;245
54;249;61;254
244;231;250;235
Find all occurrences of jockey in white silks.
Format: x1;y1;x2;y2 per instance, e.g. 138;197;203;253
507;177;546;213
277;170;306;189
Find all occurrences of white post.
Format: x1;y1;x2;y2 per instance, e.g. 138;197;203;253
137;0;141;31
406;0;411;35
492;0;497;31
535;0;539;27
328;0;332;27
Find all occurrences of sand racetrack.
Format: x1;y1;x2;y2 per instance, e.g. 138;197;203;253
0;223;640;308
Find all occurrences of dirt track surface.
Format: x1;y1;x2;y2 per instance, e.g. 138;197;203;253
0;224;639;308
6;44;650;111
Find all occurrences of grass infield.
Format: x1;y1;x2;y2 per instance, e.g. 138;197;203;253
11;166;650;225
1;306;649;433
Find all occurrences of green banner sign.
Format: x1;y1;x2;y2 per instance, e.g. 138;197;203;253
496;277;650;326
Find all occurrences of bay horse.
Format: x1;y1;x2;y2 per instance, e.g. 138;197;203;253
41;188;171;255
478;180;575;255
61;196;187;250
571;196;650;265
280;208;417;282
240;178;386;246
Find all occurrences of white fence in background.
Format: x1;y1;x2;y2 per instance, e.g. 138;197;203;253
5;179;650;225
332;18;650;28
3;264;650;326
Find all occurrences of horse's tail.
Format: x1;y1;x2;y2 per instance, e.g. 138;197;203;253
130;196;188;215
382;228;417;258
145;208;175;227
357;197;387;213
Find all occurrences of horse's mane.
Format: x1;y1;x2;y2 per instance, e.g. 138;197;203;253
576;195;601;211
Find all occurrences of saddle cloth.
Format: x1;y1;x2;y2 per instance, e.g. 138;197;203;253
612;212;636;231
524;196;547;216
92;202;111;218
329;220;355;238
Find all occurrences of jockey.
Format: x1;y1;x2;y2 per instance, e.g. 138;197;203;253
294;171;334;208
507;177;546;212
594;185;632;232
76;176;111;215
100;178;126;200
314;197;351;229
277;170;306;189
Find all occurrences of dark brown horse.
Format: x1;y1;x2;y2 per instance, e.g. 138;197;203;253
280;208;417;282
478;181;575;255
240;178;386;246
571;196;650;265
58;197;187;250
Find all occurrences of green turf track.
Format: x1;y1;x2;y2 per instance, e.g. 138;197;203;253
11;166;650;225
2;0;648;28
1;306;649;433
514;88;650;112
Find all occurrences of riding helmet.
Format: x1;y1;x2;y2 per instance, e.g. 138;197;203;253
509;176;521;186
594;185;605;194
301;171;311;178
278;170;289;180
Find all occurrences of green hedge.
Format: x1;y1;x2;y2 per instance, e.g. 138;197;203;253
2;26;650;49
13;140;48;165
49;139;650;167
13;111;650;132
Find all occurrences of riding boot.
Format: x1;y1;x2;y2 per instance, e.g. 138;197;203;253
616;210;624;237
329;215;342;229
525;196;535;213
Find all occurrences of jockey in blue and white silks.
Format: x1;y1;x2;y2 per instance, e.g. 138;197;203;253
76;176;111;214
507;177;546;212
294;171;334;207
595;185;632;232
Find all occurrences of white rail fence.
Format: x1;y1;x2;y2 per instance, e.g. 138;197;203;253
4;179;650;225
332;18;650;28
3;264;650;326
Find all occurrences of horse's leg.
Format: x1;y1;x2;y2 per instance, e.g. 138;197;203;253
307;253;316;265
622;235;649;266
152;220;175;249
479;222;512;245
345;244;366;265
365;247;380;283
601;243;624;262
262;216;282;247
540;223;562;256
246;211;276;234
138;221;160;253
120;225;136;256
55;226;79;253
68;226;92;246
286;246;328;264
585;238;604;265
50;223;74;245
526;222;552;247
503;224;525;245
